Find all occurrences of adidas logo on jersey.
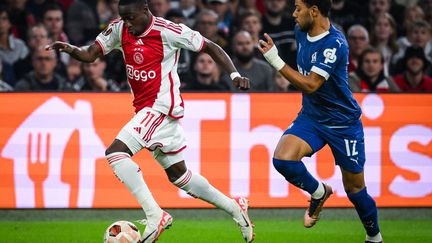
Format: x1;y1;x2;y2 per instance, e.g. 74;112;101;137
136;39;144;45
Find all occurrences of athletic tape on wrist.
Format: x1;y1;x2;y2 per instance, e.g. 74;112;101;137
263;45;285;71
230;72;241;80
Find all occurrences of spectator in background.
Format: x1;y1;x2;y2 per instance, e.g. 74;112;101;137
42;3;71;66
0;6;29;66
42;3;68;43
235;0;258;17
370;13;398;76
239;9;263;59
221;31;273;91
107;0;120;20
71;57;121;91
0;61;14;91
183;52;229;91
195;10;228;50
393;20;432;74
14;24;53;80
206;0;232;37
393;46;432;91
26;0;57;22
272;71;297;92
418;0;432;26
178;0;199;27
367;0;405;36
65;0;99;45
400;5;425;37
67;58;82;83
15;47;71;91
239;9;261;43
6;0;36;42
166;9;192;82
330;0;364;32
261;0;296;69
148;0;171;18
349;48;399;92
347;25;370;74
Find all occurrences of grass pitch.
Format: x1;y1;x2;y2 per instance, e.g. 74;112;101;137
1;208;431;242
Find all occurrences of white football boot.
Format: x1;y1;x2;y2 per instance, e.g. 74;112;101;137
139;211;173;243
233;197;255;242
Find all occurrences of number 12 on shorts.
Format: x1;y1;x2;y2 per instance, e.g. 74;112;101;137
344;139;358;157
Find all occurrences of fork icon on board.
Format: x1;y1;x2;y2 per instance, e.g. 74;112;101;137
27;133;50;208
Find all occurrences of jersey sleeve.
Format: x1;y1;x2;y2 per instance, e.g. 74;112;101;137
95;20;123;55
165;23;205;52
311;37;348;80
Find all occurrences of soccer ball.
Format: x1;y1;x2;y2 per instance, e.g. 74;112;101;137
103;220;141;243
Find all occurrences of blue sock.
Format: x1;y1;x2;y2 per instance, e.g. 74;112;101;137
272;158;319;194
348;187;380;237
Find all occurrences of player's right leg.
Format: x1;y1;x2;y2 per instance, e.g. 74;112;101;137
273;116;331;228
106;139;165;222
106;108;176;242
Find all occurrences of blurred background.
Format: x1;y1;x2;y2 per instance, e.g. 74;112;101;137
0;0;431;92
0;1;431;242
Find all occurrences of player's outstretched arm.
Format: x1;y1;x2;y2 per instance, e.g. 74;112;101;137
202;38;250;90
258;33;325;94
45;42;102;63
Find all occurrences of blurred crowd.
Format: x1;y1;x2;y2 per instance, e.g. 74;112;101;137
0;0;431;92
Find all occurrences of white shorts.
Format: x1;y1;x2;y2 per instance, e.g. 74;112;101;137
116;107;187;169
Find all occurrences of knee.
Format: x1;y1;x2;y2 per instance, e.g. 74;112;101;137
105;143;118;157
168;173;181;183
273;147;303;161
165;163;187;183
344;183;365;194
273;158;285;173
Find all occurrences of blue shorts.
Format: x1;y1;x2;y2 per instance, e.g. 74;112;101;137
283;114;365;173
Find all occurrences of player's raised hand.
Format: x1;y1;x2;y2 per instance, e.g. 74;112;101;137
233;76;250;90
258;33;285;71
258;33;274;54
45;41;74;54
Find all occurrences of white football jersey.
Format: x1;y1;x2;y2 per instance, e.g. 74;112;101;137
96;16;205;118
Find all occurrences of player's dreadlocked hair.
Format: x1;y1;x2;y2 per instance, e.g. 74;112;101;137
302;0;332;17
119;0;148;6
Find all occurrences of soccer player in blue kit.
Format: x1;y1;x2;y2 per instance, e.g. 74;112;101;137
258;0;383;242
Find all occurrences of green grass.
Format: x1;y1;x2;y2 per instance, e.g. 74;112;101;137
0;209;431;242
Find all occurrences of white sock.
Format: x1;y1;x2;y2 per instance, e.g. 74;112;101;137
311;182;325;199
107;152;162;221
366;232;383;242
173;170;236;216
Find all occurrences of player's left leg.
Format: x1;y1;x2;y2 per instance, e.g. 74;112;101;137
150;116;254;242
341;169;382;243
274;115;332;228
154;152;254;243
323;120;382;243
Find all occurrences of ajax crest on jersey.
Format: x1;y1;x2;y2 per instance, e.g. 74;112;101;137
134;52;144;65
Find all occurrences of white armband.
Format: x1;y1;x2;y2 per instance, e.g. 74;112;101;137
230;72;241;80
263;45;285;71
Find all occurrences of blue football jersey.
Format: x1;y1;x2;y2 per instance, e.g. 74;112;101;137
295;25;361;125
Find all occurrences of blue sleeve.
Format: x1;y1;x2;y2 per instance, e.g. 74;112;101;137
311;36;348;80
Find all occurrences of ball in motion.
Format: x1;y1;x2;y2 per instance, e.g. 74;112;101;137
104;220;141;243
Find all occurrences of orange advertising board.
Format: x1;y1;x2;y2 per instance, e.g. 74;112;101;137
0;93;431;208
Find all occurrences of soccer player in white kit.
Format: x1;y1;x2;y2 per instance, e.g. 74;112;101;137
45;0;254;242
